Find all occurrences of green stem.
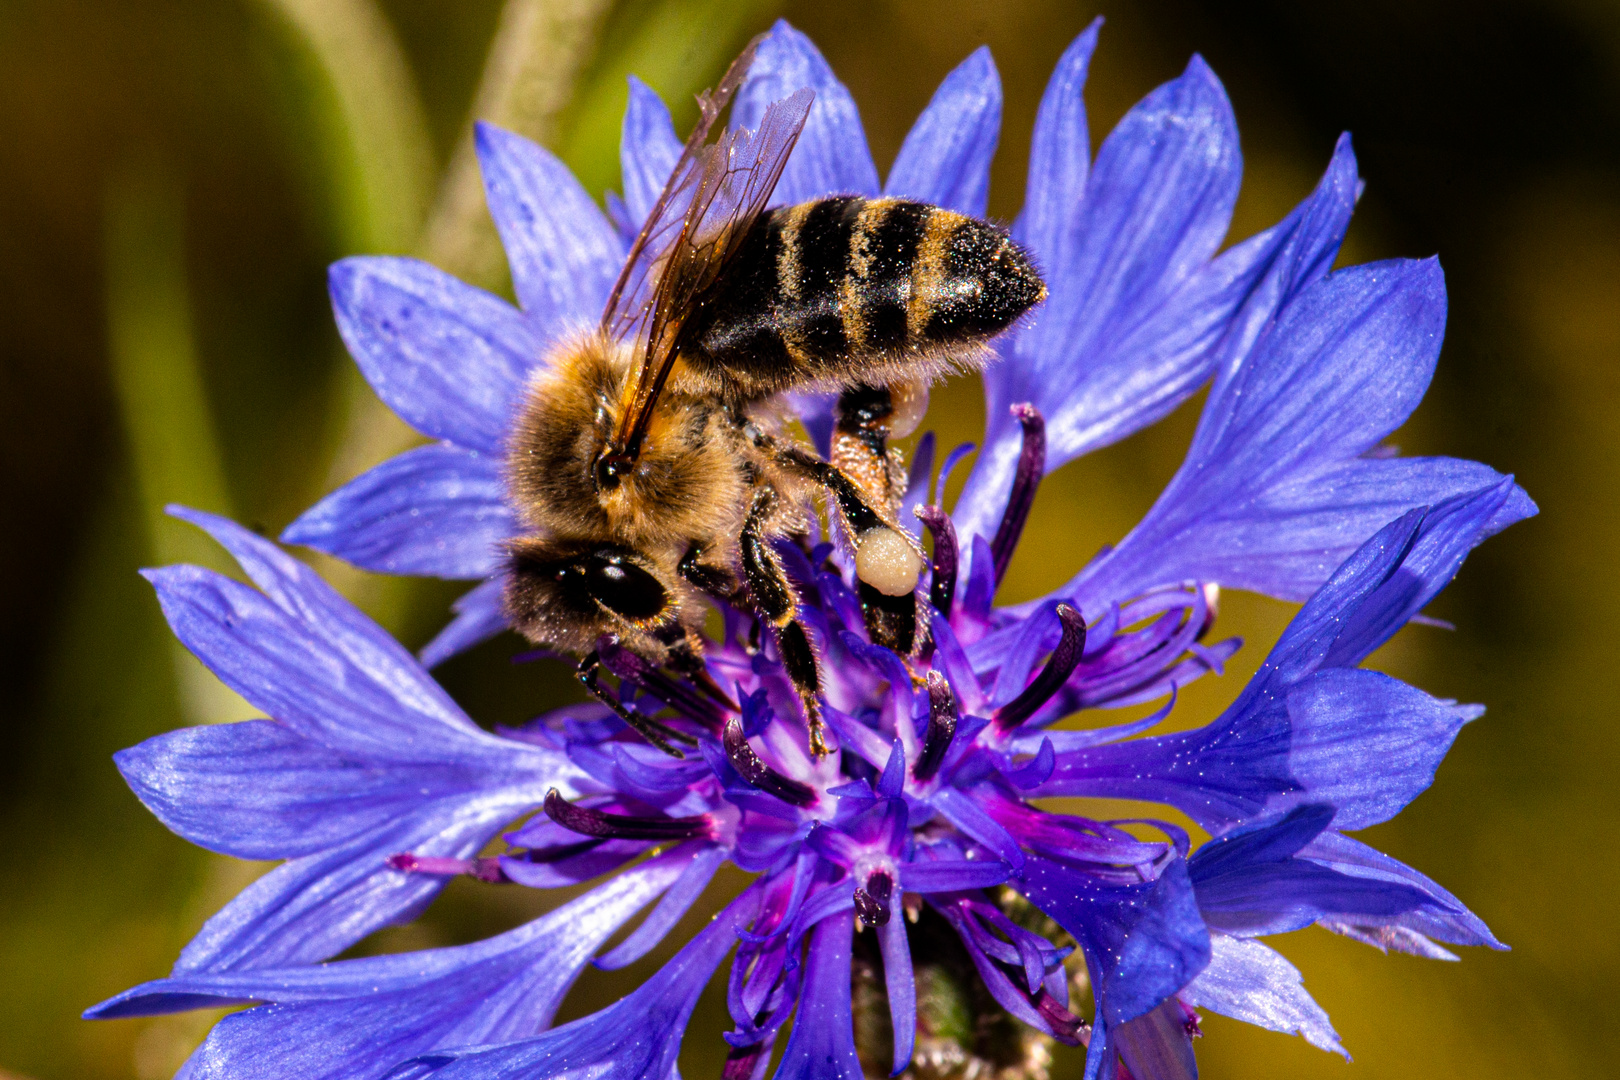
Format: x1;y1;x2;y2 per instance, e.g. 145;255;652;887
103;160;255;725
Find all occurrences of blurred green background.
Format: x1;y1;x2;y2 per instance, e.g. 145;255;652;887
1;0;1614;1077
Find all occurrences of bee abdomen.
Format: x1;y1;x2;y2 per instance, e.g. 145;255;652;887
686;197;1043;396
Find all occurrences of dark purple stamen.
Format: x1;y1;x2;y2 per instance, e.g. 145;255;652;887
542;788;714;841
722;715;817;807
995;604;1086;729
689;665;742;714
991;403;1046;588
917;504;959;619
914;670;958;782
854;870;894;927
386;853;508;883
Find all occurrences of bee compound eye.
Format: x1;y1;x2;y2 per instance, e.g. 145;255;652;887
583;551;668;622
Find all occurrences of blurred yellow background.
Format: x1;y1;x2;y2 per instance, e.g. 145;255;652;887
0;1;1613;1077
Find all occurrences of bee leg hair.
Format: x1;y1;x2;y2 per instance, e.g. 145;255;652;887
740;485;831;757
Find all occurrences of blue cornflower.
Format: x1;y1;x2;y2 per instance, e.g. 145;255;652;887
90;18;1535;1080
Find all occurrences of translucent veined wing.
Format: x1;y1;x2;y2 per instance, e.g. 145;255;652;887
601;35;761;349
598;43;813;465
611;88;813;460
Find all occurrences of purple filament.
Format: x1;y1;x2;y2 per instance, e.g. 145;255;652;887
386;853;508;883
723;716;818;807
721;1042;770;1079
542;788;714;841
1034;988;1087;1045
991;404;1047;588
914;670;958;782
995;604;1086;729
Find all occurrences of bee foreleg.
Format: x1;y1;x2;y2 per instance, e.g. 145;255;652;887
660;623;741;714
740;485;830;757
577;651;697;759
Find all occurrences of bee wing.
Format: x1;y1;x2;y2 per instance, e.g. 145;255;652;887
601;35;760;346
611;88;813;457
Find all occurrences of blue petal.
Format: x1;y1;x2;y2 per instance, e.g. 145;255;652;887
1020;855;1210;1027
147;562;481;759
1083;1011;1118;1080
958;52;1243;541
282;444;514;579
1039;496;1502;830
139;510;578;969
619;76;682;230
418;577;510;668
931;787;1025;871
1038;668;1476;833
405;886;763;1079
733;21;880;206
1180;936;1345;1056
1190;806;1430;935
1015;21;1100;295
883;47;1001;216
595;844;726;970
773;909;864;1080
1200;134;1362;414
1113;1000;1197;1080
1035;52;1240;360
173;785;550;972
89;859;677;1016
958;131;1356;546
899;859;1014;893
878;916;915;1076
1299;831;1504;950
474;122;625;325
329;258;541;454
89;863;682;1080
158;509;522;754
1244;481;1522;705
114;720;500;860
1278;669;1476;830
1072;258;1536;609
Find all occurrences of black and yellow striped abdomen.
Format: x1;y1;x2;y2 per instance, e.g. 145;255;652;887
682;196;1044;399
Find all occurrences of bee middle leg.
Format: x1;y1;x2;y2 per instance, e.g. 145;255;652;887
739;484;831;757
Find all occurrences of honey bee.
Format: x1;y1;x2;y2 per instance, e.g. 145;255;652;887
502;38;1045;757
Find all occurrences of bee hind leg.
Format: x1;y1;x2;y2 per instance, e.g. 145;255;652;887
749;425;926;656
740;485;831;757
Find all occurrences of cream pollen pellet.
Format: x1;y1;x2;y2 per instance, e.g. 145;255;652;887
855;527;925;597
